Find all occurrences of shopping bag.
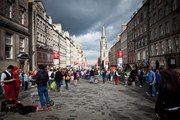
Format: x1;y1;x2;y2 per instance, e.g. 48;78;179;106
50;81;56;90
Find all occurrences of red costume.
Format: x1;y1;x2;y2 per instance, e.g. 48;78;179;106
13;66;21;100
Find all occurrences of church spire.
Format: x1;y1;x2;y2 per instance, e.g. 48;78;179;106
102;26;105;37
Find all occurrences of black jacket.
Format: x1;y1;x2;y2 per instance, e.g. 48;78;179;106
35;70;49;87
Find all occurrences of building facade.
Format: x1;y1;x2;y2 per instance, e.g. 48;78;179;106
0;0;29;72
29;1;53;71
148;0;180;69
120;28;128;65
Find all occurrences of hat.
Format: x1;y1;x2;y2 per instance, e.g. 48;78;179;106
13;66;18;71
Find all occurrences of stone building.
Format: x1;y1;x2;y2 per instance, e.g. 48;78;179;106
127;0;180;69
133;2;149;68
0;0;29;72
28;0;54;71
148;0;180;69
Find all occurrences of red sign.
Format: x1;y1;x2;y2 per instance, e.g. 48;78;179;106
105;61;108;65
117;51;123;58
54;52;59;59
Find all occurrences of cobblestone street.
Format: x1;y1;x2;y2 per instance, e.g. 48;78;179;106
0;79;156;120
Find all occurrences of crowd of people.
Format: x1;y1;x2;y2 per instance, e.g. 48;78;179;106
0;64;179;119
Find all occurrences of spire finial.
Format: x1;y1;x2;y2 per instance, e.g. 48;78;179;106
102;26;105;37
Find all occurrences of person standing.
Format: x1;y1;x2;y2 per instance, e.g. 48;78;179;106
155;69;161;94
90;69;95;83
102;69;107;83
54;68;63;92
146;67;156;96
0;65;16;102
94;68;99;83
24;72;29;91
73;70;78;86
138;69;144;87
65;71;70;90
12;66;21;100
115;68;121;85
35;65;51;110
155;69;180;120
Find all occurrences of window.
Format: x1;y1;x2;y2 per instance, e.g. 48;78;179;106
154;28;157;38
172;17;177;31
155;43;158;55
5;33;13;59
174;37;179;52
159;25;163;36
165;21;169;33
19;37;25;52
150;45;154;56
168;39;172;53
153;13;157;23
145;37;147;45
165;4;169;16
7;2;13;18
20;7;25;25
141;39;144;47
172;0;177;11
160;41;164;54
158;8;163;20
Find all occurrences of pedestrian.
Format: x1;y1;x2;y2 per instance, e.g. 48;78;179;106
94;68;99;83
19;71;25;91
146;67;156;97
90;69;95;83
114;68;120;85
102;69;107;83
65;71;70;90
35;64;51;111
73;70;78;86
12;66;21;100
110;69;114;81
54;68;63;92
0;65;16;102
155;69;161;94
138;69;144;87
24;72;29;91
155;69;180;120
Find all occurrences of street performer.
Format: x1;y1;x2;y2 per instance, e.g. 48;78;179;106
0;65;16;102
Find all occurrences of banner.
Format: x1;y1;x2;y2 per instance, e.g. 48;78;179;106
54;52;59;59
117;51;123;58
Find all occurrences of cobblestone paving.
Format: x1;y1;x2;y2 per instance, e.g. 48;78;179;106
0;79;156;120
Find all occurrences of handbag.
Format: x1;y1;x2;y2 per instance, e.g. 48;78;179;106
50;81;56;90
66;76;70;80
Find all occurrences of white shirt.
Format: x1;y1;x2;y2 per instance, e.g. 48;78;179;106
23;74;28;82
1;70;12;86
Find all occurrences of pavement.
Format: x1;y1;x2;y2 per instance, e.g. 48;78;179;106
0;79;157;120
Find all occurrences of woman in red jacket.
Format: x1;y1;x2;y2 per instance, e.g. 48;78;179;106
13;66;21;100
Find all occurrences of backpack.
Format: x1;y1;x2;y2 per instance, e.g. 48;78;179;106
15;103;37;115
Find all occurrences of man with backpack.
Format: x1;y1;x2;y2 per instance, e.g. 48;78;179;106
35;65;51;111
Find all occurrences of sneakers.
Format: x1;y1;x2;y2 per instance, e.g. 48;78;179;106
38;107;46;112
146;92;150;96
151;94;156;97
139;85;142;87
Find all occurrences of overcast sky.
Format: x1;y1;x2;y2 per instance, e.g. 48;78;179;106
43;0;143;62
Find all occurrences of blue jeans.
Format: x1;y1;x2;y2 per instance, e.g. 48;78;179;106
37;86;50;107
65;81;70;90
147;83;156;95
56;80;62;92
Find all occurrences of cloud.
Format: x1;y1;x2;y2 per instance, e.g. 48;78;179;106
43;0;143;62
